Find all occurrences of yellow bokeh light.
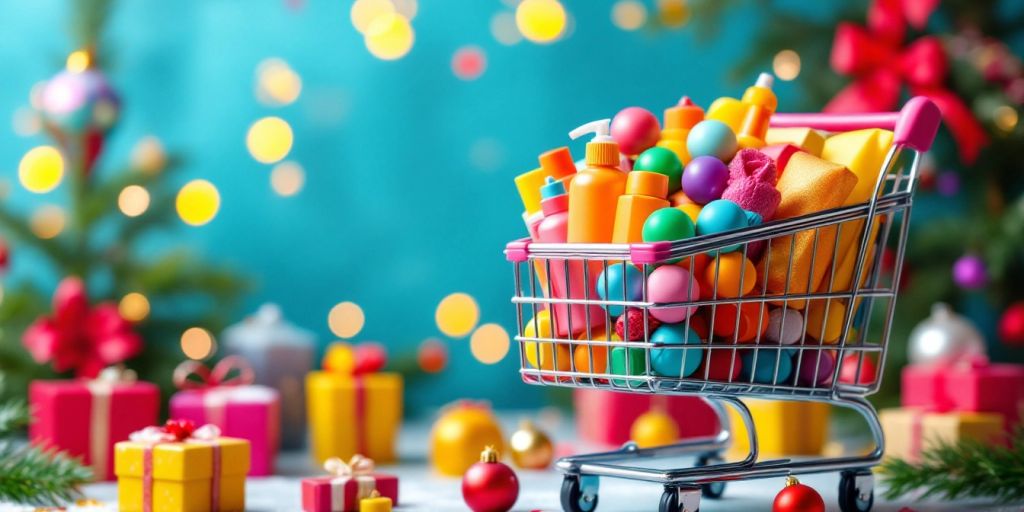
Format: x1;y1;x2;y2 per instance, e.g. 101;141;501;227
658;0;690;27
119;292;151;322
351;0;395;33
30;205;66;239
994;105;1019;132
247;116;293;164
773;49;802;81
612;0;647;31
118;185;151;217
392;0;418;19
516;0;566;44
435;292;480;338
491;11;522;46
256;58;302;106
131;136;167;174
271;161;305;197
181;327;215;360
176;179;220;226
66;50;91;72
365;13;415;60
470;323;510;365
19;146;64;193
328;301;365;339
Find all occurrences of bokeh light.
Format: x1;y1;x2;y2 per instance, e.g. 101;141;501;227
612;0;647;31
256;58;302;106
470;323;510;364
994;105;1019;132
328;301;365;339
19;146;64;193
351;0;395;33
271;161;305;197
131;136;167;174
66;50;91;72
12;107;40;136
418;338;448;373
469;137;505;172
247;116;294;164
365;13;415;60
30;205;65;239
491;11;522;45
176;180;220;226
657;0;690;27
435;292;480;338
181;327;215;360
773;49;802;81
452;46;487;80
119;292;151;322
392;0;418;19
516;0;567;44
118;185;151;217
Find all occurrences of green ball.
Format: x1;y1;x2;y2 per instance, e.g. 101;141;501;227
634;147;683;193
642;208;695;263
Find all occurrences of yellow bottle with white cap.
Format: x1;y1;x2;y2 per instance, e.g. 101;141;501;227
567;119;627;243
707;72;778;149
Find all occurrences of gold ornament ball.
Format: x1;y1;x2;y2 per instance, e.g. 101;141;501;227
509;420;554;469
630;410;679;448
430;401;504;476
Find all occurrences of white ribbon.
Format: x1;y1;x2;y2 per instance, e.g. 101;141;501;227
85;366;137;479
324;455;377;510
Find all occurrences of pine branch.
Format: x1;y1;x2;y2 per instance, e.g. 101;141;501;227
0;400;29;435
880;429;1024;503
0;442;92;506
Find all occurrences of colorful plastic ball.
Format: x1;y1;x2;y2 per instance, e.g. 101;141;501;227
430;402;505;476
766;308;804;345
998;302;1024;347
952;254;988;290
838;353;877;385
650;323;704;378
647;266;700;323
40;69;120;134
641;208;695;257
630;409;679;448
610;107;661;156
676;203;702;224
710;303;769;343
522;310;572;371
615;308;662;341
804;300;847;344
740;349;792;384
681;156;730;205
796;350;836;387
634;147;683;194
696;199;750;252
687;119;738;162
694;350;742;382
677;251;710;278
573;343;609;374
596;264;645;316
703;253;757;298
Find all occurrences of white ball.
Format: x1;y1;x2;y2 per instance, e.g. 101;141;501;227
766;308;803;345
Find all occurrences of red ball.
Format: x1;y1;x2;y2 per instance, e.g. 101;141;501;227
998;302;1024;347
462;459;519;512
773;478;825;512
838;353;877;385
610;107;661;156
694;349;742;382
615;309;662;341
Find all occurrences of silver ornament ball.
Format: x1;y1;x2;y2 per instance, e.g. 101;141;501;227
908;303;986;365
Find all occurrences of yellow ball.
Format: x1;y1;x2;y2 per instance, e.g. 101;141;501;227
430;402;504;476
805;300;847;344
522;310;571;371
176;179;220;226
630;410;679;448
322;342;356;374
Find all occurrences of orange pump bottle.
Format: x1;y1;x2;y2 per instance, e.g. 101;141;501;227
612;171;669;243
567;119;627;243
657;96;705;164
735;73;778;149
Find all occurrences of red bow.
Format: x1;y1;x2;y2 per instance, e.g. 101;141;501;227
22;277;142;378
173;356;255;390
826;0;988;164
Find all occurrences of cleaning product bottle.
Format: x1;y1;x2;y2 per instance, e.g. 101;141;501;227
734;73;778;149
567;119;628;243
657;96;704;165
514;147;578;240
612;171;670;243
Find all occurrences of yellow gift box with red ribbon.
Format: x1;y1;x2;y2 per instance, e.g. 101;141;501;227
727;399;831;457
879;407;1004;463
114;422;250;512
308;343;403;464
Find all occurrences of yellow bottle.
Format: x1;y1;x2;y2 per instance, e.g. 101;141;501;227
567;119;627;243
657;96;704;165
612;171;669;243
513;146;578;239
735;73;778;149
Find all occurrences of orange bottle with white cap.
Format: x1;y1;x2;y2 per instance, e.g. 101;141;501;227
567;119;627;243
657;96;704;165
612;171;670;243
735;73;778;149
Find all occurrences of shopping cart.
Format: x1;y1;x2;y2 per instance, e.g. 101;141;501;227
504;98;941;512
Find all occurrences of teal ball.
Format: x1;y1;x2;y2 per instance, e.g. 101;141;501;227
650;323;704;378
596;264;644;316
740;350;793;384
634;147;683;194
687;120;738;162
696;199;750;253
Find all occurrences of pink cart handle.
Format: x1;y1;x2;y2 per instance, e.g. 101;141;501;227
770;96;941;153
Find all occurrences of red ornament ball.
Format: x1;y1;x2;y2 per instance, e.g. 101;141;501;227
838;353;877;385
610;107;661;156
773;476;825;512
615;309;662;341
999;302;1024;347
418;338;448;373
462;446;519;512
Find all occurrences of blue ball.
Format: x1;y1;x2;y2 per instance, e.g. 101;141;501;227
650;323;704;378
696;199;750;253
740;349;793;384
687;120;739;162
596;263;644;316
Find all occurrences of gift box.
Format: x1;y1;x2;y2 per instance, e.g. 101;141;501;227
307;369;403;464
169;358;280;476
879;407;1004;463
223;303;315;450
29;368;158;481
727;399;830;457
115;422;250;512
301;455;399;512
573;389;719;446
901;361;1024;432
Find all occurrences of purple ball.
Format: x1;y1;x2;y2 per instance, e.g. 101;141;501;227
797;350;836;387
681;156;729;205
953;254;987;289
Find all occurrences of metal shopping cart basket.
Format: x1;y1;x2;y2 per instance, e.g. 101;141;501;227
504;98;942;512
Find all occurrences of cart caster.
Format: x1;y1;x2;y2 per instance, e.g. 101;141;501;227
694;453;726;499
838;469;874;512
659;485;701;512
561;474;599;512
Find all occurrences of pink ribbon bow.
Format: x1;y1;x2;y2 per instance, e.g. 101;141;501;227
172;355;255;390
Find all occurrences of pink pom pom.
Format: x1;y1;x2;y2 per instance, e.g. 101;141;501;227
722;149;781;222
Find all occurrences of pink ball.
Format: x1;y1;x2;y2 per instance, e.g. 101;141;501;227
611;107;661;156
646;266;700;323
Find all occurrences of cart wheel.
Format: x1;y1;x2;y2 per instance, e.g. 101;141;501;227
694;454;726;499
660;486;701;512
561;474;599;512
838;469;874;512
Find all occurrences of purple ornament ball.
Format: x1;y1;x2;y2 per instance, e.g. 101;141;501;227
952;254;987;289
681;156;729;205
797;350;836;387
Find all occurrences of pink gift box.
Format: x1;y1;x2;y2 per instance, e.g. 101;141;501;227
574;389;719;446
29;378;158;480
901;361;1024;432
169;385;280;476
301;472;398;512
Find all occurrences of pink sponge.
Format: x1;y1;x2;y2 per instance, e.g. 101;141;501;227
722;149;781;222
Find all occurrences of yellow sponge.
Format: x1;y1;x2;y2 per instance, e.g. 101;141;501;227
765;127;825;156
